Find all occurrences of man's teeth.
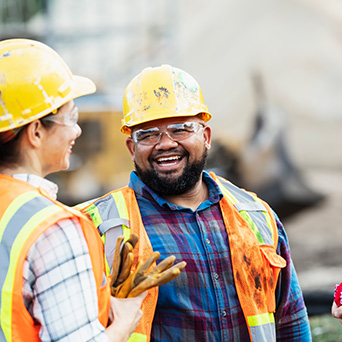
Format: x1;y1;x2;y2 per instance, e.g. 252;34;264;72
157;156;180;163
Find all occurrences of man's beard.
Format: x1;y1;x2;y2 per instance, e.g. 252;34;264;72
135;146;208;196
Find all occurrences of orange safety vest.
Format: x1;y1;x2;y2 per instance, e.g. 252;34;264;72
0;175;110;342
81;172;286;342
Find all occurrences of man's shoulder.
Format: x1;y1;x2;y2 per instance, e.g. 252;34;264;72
75;185;134;210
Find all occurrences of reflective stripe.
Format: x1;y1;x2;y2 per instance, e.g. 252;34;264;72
253;197;274;243
247;312;274;326
83;193;132;275
216;177;274;246
249;321;276;342
239;212;265;244
127;332;148;342
234;202;266;212
111;192;131;240
0;191;38;241
86;204;103;229
248;313;276;342
104;225;124;275
0;193;64;342
98;218;130;236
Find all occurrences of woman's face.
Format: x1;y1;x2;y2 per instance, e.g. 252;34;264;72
40;101;82;176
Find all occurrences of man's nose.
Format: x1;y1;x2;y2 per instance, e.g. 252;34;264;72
155;131;178;149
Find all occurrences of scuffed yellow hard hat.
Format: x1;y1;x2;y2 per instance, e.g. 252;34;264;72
121;64;211;134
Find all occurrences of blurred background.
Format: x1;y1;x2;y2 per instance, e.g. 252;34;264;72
1;0;342;337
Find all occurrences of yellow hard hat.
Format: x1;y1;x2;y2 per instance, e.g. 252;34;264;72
121;64;211;134
0;38;96;133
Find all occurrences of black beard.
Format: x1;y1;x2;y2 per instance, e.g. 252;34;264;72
135;147;208;196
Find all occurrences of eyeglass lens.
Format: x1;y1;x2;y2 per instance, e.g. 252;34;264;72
133;122;204;145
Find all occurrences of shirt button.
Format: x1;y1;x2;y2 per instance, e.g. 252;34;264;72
222;310;227;317
214;273;219;280
206;238;211;244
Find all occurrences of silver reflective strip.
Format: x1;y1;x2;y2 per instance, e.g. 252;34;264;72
0;196;52;288
0;195;54;332
248;212;273;245
218;177;273;245
92;194;127;273
104;226;124;273
94;195;121;226
234;202;266;212
249;322;276;342
218;177;254;203
98;218;130;235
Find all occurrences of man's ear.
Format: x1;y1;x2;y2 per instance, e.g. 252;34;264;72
203;125;212;150
25;120;45;148
126;137;136;161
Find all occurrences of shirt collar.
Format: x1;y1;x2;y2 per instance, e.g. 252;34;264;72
128;170;223;212
12;174;59;200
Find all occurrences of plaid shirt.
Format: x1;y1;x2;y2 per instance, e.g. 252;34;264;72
13;174;108;342
129;171;311;342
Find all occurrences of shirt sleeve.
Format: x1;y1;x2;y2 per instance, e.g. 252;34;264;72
274;215;312;341
22;217;109;342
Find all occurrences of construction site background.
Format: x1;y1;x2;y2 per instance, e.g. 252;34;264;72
1;0;342;325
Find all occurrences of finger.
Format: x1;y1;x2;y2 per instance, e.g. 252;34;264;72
126;233;139;249
167;261;187;273
128;268;181;298
115;252;134;286
110;235;124;287
148;255;176;275
138;251;161;274
121;241;133;265
153;268;181;287
133;251;160;286
114;261;142;298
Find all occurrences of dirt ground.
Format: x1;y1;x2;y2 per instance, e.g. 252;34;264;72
283;169;342;301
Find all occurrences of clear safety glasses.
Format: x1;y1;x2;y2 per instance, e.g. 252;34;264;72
131;122;205;146
41;106;79;127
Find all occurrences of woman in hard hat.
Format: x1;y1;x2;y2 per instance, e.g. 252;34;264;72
0;39;144;342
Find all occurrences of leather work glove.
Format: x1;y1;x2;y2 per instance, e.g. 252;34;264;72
111;234;186;298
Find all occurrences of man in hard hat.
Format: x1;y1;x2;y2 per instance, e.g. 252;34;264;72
0;38;152;342
80;65;312;341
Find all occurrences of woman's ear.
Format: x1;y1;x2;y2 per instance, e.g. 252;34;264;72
25;120;45;148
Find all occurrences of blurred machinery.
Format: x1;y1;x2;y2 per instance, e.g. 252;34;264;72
207;72;324;219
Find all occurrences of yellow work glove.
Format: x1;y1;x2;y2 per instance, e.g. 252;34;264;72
110;234;186;298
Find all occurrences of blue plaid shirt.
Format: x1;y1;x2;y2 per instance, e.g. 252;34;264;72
129;171;311;342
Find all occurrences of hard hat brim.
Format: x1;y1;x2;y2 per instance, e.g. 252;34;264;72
73;75;96;98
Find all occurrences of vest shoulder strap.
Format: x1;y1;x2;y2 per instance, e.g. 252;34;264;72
80;187;133;274
212;172;278;247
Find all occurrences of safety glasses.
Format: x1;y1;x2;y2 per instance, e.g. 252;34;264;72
41;106;79;127
131;122;205;146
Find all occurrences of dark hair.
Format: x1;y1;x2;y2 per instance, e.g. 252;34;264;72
0;127;26;167
0;118;56;168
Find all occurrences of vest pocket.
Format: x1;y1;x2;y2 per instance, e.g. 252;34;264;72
260;245;286;312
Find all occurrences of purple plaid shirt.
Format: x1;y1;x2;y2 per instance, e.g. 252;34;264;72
128;171;311;342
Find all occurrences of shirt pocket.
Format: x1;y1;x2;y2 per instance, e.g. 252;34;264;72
260;244;287;313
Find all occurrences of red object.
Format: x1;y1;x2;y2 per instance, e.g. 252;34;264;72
334;283;342;307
